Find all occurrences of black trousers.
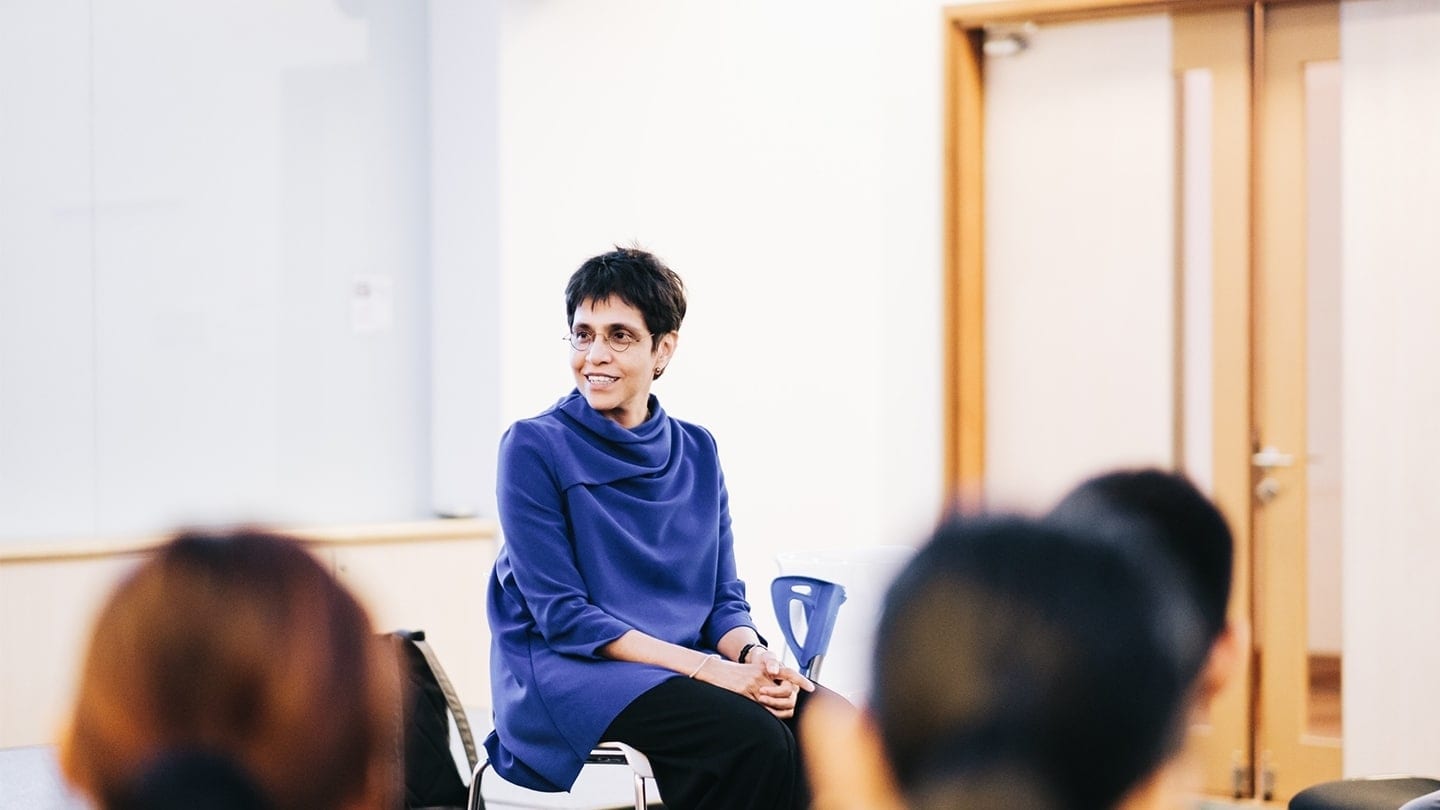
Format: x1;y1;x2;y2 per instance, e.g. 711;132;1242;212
602;676;830;810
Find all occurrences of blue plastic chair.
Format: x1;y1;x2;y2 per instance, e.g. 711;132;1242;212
771;575;848;680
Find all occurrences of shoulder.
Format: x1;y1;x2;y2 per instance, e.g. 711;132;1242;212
664;411;715;442
498;403;572;469
667;415;721;458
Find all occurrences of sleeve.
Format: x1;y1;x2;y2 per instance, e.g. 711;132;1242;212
496;423;634;658
699;444;759;650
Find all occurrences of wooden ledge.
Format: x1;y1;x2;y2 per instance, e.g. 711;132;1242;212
0;518;498;564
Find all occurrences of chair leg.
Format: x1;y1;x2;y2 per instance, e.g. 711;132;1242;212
468;759;490;810
632;772;647;810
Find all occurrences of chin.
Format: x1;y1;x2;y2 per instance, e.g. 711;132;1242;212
581;389;616;411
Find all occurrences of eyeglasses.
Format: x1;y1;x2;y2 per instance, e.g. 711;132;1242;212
564;328;652;353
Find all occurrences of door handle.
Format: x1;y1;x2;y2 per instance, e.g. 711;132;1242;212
1252;446;1294;503
1255;477;1281;503
1251;446;1295;469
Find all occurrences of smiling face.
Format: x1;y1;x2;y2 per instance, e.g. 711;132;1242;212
570;296;677;429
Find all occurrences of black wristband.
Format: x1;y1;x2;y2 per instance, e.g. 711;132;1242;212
738;642;764;664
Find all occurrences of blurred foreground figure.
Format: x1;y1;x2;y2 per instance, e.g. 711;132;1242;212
1048;468;1242;715
59;530;399;810
805;516;1206;810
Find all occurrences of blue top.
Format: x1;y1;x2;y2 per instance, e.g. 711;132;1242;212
484;390;757;791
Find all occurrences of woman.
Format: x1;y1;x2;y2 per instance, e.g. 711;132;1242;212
59;530;399;810
485;246;817;809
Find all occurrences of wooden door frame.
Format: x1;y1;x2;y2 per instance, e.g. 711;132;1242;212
941;0;1270;796
944;0;1346;799
943;0;1323;496
1252;2;1342;799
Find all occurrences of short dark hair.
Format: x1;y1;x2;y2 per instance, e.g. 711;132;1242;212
872;516;1205;810
1047;468;1234;646
564;246;687;350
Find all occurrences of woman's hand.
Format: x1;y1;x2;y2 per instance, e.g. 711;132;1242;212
752;649;815;718
694;650;814;718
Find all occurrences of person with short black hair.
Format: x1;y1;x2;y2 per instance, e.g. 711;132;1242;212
874;516;1206;810
803;515;1207;810
1047;468;1242;708
485;246;820;809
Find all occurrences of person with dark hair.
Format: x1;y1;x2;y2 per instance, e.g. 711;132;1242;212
59;530;400;810
804;515;1206;810
485;246;819;809
113;750;273;810
1046;468;1242;708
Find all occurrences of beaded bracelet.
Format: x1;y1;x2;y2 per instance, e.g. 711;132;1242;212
688;653;721;679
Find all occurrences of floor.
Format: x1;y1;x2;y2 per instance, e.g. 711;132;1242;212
0;746;86;810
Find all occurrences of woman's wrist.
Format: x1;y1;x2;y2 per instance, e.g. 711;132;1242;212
738;642;769;664
689;653;721;678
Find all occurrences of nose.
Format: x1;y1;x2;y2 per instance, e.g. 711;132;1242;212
585;338;613;362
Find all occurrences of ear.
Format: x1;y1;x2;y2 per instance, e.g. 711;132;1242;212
655;331;678;367
800;695;906;810
1198;618;1246;705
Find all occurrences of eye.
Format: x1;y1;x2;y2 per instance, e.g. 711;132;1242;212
572;329;594;344
610;331;637;345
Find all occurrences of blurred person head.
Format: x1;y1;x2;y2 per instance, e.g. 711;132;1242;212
60;529;399;810
1047;468;1240;703
564;246;685;427
865;516;1206;810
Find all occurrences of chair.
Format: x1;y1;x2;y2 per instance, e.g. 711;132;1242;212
468;740;655;810
771;575;848;680
467;575;847;810
1289;776;1440;810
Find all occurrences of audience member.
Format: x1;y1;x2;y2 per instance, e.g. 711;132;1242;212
1047;468;1241;707
59;529;400;810
805;515;1206;810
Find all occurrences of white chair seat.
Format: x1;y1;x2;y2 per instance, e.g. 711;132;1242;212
589;741;655;780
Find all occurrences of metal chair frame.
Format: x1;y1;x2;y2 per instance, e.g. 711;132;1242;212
467;740;655;810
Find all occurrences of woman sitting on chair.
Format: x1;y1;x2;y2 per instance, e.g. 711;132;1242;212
485;246;818;809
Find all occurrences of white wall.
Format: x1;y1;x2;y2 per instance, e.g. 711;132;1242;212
1305;61;1344;656
0;1;446;541
982;15;1177;511
495;0;948;643
1;0;944;592
0;0;95;539
430;0;503;520
1340;0;1440;776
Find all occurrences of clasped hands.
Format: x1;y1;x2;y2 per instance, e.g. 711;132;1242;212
694;650;814;718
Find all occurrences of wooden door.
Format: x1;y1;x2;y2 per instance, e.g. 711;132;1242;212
1251;1;1343;800
945;0;1344;801
1172;8;1255;797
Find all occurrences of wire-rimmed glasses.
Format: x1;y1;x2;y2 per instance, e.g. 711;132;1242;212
563;329;651;353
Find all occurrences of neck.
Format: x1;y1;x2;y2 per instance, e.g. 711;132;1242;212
1115;759;1191;810
601;401;649;430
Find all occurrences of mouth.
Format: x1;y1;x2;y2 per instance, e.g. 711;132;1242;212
585;374;619;386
